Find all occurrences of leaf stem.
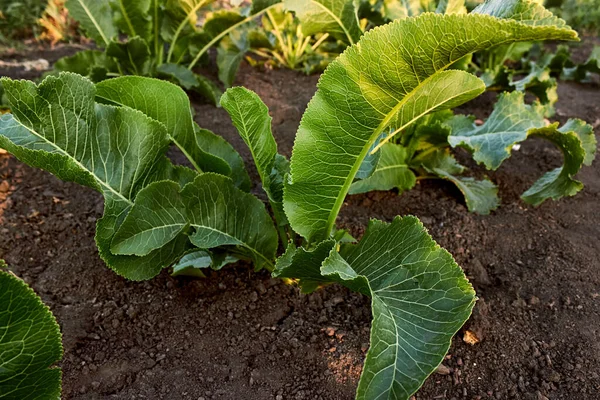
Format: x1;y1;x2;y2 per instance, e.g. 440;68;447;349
167;0;209;64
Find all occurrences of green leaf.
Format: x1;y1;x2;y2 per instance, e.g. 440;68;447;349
448;91;547;170
221;87;288;224
562;45;600;82
349;143;417;195
561;118;596;166
284;4;577;244
110;0;153;41
95;76;250;190
436;0;466;14
0;269;63;399
274;216;475;399
217;34;248;87
106;36;152;76
0;73;191;280
54;50;118;82
111;174;279;270
284;0;363;44
422;150;500;214
171;249;239;277
156;63;223;105
66;0;118;46
521;124;586;205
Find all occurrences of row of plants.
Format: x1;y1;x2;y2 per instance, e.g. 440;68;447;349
1;1;596;398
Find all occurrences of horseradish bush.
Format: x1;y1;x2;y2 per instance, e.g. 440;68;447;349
0;0;587;398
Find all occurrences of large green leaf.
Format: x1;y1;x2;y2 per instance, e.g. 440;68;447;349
53;50;118;83
66;0;118;46
0;268;63;399
221;87;288;225
274;217;475;399
111;0;153;41
447;91;547;170
0;73;193;280
349;143;416;195
284;1;578;244
284;0;363;44
111;174;279;270
95;76;250;190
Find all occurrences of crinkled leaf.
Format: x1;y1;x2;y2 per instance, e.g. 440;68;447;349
112;174;278;270
110;0;153;41
274;216;476;399
0;73;190;280
448;91;546;170
509;62;557;113
521;124;586;205
156;63;223;105
284;3;577;243
95;76;250;190
284;0;362;44
422;150;500;214
349;143;416;195
561;118;596;166
66;0;117;46
0;270;63;399
221;87;288;224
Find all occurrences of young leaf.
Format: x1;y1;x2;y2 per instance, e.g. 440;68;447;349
284;3;578;244
95;76;250;190
422;150;500;215
0;269;63;399
65;0;118;46
448;91;547;170
111;174;279;270
111;0;153;41
284;0;363;44
221;87;288;225
562;45;600;82
349;143;417;195
275;217;476;399
0;73;192;280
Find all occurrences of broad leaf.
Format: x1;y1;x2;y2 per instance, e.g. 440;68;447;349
563;45;600;82
0;73;193;280
171;249;239;277
111;174;279;270
448;91;547;170
95;76;250;190
66;0;117;46
422;150;500;214
284;1;578;243
0;268;63;399
274;217;476;399
349;143;416;195
106;36;152;76
284;0;362;44
110;0;153;41
221;87;288;225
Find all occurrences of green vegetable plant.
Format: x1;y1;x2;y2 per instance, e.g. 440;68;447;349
0;0;46;47
53;0;283;104
0;260;64;399
0;1;589;398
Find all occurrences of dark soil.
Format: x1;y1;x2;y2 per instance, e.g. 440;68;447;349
1;41;599;400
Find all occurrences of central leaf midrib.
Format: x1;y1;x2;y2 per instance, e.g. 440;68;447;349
76;0;110;45
311;0;356;45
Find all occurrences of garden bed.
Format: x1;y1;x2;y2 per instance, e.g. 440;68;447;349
1;38;599;399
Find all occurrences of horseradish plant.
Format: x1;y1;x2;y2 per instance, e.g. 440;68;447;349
55;0;282;103
0;261;63;399
0;1;581;398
